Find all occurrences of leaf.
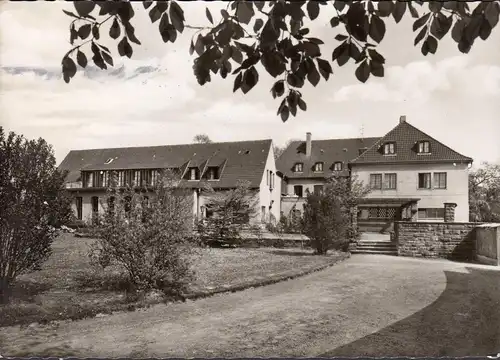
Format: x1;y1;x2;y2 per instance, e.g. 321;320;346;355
336;45;350;66
91;25;100;40
334;1;346;12
280;105;290;122
408;2;419;18
451;19;467;43
70;24;78;45
77;24;91;39
241;66;259;94
92;52;107;70
306;61;321;87
377;1;394;17
307;1;320;20
149;5;163;23
413;12;431;31
76;50;87;68
287;73;304;88
349;42;362;62
335;34;348;41
300;41;321;57
414;26;427;45
298;98;307;111
221;9;230;20
194;35;205;56
118;36;133;58
307;37;324;45
143;1;153;10
316;58;333;80
261;51;286;78
169;1;185;34
392;1;406;23
330;16;340;27
479;19;492;40
61;56;77;83
231;46;243;64
368;48;385;64
271;80;285;98
355;60;370;83
159;13;177;43
370;60;384;77
236;1;254;25
74;1;95;17
465;15;483;43
485;2;500;28
421;37;430;55
62;9;80;19
206;7;214;24
189;40;195;55
233;72;243;92
430;13;453;40
124;22;141;45
429;1;443;13
369;15;386;43
109;17;121;39
101;51;114;66
261;19;280;47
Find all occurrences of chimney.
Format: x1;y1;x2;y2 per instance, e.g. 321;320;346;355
306;132;312;157
399;115;406;124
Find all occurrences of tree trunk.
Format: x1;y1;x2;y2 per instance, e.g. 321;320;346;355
0;276;13;304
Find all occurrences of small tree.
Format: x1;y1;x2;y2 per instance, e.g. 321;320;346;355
88;170;197;296
0;127;72;303
469;162;500;222
197;180;259;246
302;175;370;254
193;134;213;144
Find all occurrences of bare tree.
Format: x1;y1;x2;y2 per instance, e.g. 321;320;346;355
193;134;213;144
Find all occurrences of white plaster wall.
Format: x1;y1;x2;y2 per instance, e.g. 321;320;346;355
351;162;470;222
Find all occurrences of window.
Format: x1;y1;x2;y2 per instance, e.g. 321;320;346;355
333;162;343;171
140;169;154;186
370;174;383;189
314;162;324;172
358;147;368;155
261;206;266;223
207;167;219;180
433;172;447;189
75;197;83;220
314;185;323;195
418;141;430;153
107;196;115;214
83;172;93;188
368;207;398;219
293;163;303;172
384;173;397;190
294;185;303;197
418;208;444;219
91;196;99;225
133;170;140;186
189;167;198;180
266;170;270;186
383;142;396;155
418;173;431;189
269;171;274;189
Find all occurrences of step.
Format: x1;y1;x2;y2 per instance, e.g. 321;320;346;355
356;242;396;247
356;246;397;252
351;249;399;255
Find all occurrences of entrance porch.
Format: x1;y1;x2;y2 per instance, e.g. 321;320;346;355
357;198;420;234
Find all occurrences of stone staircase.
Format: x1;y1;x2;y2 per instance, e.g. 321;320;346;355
351;240;398;256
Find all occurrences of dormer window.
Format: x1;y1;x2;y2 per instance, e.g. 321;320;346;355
418;141;430;154
313;162;324;172
383;142;396;155
333;162;342;171
293;163;303;173
189;167;199;180
206;166;219;180
104;158;114;165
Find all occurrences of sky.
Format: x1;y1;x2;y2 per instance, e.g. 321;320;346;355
1;1;499;167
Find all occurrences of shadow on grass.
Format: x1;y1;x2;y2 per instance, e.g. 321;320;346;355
266;250;316;257
10;279;52;302
320;266;500;357
72;270;135;293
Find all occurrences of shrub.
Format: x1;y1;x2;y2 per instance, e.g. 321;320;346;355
197;180;259;247
88;171;197;297
0;128;72;303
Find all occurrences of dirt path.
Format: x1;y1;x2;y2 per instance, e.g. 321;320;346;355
1;255;499;357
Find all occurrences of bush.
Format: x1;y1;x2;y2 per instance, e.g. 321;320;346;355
0;128;72;303
88;171;197;297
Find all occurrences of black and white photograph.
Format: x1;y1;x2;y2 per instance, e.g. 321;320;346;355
0;0;499;357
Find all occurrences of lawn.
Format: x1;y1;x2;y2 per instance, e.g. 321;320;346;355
0;233;347;328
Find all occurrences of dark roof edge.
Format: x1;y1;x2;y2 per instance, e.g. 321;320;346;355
349;159;473;166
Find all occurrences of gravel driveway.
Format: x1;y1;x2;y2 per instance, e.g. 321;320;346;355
1;255;499;357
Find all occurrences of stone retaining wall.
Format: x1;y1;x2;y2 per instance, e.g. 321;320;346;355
475;223;500;266
395;221;478;261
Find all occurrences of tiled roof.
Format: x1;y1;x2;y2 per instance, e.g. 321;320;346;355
350;121;473;164
276;137;380;179
58;139;272;189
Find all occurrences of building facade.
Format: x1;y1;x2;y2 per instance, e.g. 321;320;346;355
276;116;473;233
59;139;281;227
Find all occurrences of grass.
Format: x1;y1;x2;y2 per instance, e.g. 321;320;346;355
0;233;348;328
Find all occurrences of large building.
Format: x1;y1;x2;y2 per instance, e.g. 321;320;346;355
277;116;473;232
59;139;281;226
